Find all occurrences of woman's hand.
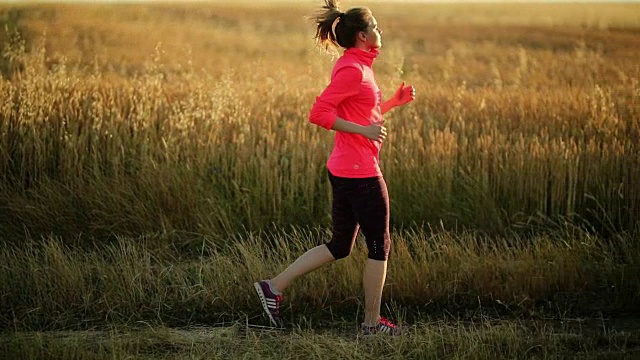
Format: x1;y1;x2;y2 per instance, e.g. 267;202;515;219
361;123;387;142
391;82;416;107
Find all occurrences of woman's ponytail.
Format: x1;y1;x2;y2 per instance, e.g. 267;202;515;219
312;0;372;51
313;0;343;50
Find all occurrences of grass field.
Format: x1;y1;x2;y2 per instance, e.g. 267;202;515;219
0;1;639;358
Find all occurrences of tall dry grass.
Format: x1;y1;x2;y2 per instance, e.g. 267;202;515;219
1;2;638;243
1;228;637;332
0;4;639;356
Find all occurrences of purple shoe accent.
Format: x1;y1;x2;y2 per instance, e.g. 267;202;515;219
254;280;283;327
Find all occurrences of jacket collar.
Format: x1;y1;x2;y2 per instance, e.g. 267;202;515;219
344;47;379;67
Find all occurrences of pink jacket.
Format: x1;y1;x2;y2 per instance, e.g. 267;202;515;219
309;48;383;178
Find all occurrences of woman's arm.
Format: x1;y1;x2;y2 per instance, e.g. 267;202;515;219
381;82;416;115
332;117;387;142
309;67;361;130
380;99;397;115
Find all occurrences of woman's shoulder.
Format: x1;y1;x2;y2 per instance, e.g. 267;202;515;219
333;55;365;74
331;61;364;82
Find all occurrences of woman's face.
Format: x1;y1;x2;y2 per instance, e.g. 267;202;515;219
362;16;383;50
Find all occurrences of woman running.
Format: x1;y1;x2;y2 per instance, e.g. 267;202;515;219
255;0;416;335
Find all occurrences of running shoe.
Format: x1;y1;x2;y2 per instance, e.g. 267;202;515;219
254;280;283;327
360;316;402;336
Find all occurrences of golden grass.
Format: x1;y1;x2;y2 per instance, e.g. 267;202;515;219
1;2;638;241
0;5;639;356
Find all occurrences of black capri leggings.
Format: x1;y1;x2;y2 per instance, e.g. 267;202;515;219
325;171;391;261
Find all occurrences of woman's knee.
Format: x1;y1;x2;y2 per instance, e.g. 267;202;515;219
366;234;390;261
367;247;389;261
325;242;352;260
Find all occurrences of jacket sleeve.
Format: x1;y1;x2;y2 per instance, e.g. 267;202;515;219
309;66;362;130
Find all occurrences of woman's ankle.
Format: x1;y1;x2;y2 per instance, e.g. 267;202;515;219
267;279;283;294
363;313;380;326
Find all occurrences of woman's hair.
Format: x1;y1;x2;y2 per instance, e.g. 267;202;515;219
313;0;372;50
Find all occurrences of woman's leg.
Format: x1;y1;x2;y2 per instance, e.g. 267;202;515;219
269;245;335;292
363;258;387;325
350;176;391;326
270;171;359;292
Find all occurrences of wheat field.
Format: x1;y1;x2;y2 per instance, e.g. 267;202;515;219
0;1;639;358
